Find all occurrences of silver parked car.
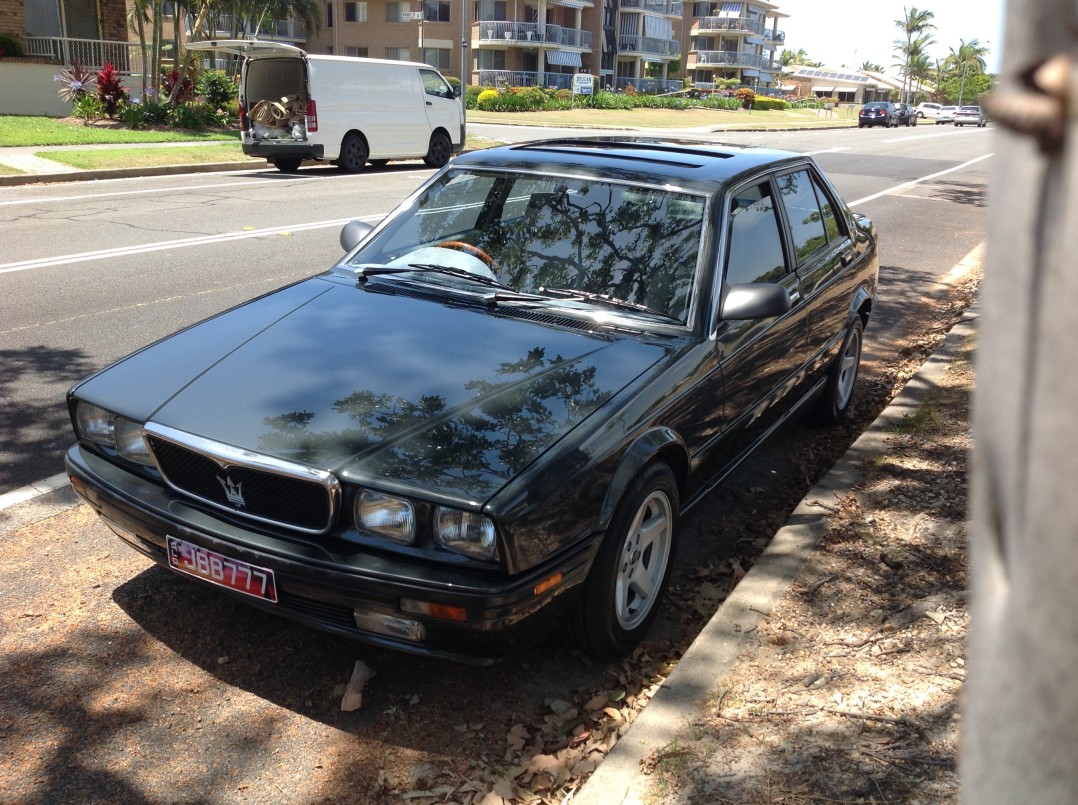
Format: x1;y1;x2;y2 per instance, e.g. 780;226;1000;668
936;106;957;124
953;105;988;127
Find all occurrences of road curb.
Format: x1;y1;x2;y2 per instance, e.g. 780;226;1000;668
0;160;267;187
572;306;979;805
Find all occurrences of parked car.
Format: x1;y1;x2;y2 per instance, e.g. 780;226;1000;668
936;105;958;124
914;102;942;119
953;105;988;127
894;103;918;126
859;101;899;128
65;138;879;663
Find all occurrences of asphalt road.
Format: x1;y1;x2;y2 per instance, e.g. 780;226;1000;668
1;122;991;496
0;121;992;803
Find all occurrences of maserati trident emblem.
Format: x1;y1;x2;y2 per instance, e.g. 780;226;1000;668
218;474;246;508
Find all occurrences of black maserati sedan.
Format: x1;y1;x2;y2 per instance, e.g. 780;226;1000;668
66;138;879;663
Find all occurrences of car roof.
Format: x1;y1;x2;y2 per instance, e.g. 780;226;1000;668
449;137;810;191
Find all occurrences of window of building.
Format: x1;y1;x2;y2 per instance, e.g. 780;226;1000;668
346;46;369;57
386;47;411;60
425;0;451;22
326;1;334;27
345;2;368;22
386;2;406;22
476;49;506;70
422;48;452;69
474;0;507;21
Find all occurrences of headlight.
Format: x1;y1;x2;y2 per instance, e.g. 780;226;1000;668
75;401;154;466
434;506;497;560
355;489;415;544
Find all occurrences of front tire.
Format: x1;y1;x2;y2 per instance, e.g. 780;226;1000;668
568;463;679;659
338;133;368;173
423;131;453;168
810;318;864;425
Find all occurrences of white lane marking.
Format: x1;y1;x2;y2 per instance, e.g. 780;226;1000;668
804;146;851;155
848;153;993;207
0;216;380;275
881;127;991;143
0;168;431;207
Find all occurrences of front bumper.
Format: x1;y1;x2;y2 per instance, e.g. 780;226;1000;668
66;445;599;663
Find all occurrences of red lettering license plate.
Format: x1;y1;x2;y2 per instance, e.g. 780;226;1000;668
167;536;278;603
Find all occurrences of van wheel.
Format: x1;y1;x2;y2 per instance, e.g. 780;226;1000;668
273;158;302;173
423;131;452;168
567;463;679;659
338;134;368;173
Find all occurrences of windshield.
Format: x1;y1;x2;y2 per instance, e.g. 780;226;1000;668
347;169;707;323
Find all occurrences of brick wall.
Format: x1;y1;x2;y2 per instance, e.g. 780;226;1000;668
0;0;25;41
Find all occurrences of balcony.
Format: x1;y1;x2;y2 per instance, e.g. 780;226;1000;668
694;16;783;43
550;0;594;7
614;76;684;94
23;36;144;72
475;22;592;50
691;50;777;72
618;35;680;59
619;0;684;17
477;70;575;89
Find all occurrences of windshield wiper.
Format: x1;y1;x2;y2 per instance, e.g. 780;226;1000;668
540;287;676;320
353;262;515;290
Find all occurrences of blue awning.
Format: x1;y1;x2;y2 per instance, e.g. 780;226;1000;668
546;50;582;67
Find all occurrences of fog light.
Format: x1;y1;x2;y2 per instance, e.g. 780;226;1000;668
353;608;426;642
534;572;563;597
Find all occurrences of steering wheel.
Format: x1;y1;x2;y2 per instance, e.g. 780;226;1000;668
436;241;501;273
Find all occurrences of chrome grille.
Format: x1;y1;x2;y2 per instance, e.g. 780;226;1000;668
144;423;339;534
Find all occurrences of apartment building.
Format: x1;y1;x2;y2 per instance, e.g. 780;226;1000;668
684;0;786;91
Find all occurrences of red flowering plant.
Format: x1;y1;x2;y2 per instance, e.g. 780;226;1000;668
96;61;128;118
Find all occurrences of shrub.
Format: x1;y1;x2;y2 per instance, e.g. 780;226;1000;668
162;69;194;103
476;88;500;109
169;101;219;130
0;32;24;58
54;62;97;103
72;94;105;123
96;61;128;118
735;87;755;109
195;69;237;111
118;98;147;129
466;85;488;108
752;95;788;111
591;91;636;110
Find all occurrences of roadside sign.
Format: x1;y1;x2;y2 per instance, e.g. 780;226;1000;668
572;74;595;96
402;11;424;20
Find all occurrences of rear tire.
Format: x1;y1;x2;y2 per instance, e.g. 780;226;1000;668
273;157;302;173
810;318;864;425
338;133;368;173
568;463;679;659
423;131;453;168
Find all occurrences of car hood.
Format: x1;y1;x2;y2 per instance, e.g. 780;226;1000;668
76;277;670;502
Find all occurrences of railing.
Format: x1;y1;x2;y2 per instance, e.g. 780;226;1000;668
550;0;594;8
208;15;307;41
476;70;575;90
620;0;684;16
695;16;784;42
475;22;591;49
614;77;684;94
693;50;777;71
23;36;145;72
617;35;680;58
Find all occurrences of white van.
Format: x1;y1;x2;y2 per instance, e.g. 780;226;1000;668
189;40;464;173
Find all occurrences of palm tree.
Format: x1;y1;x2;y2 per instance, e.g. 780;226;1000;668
860;61;885;73
893;7;936;103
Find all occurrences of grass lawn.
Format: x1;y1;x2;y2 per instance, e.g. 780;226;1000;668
0;115;238;147
39;143;257;169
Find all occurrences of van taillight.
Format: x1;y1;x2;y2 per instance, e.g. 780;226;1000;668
306;100;317;133
239;103;248;131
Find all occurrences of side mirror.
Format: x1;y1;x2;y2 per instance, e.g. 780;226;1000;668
340;219;375;253
452;84;462;98
719;282;792;321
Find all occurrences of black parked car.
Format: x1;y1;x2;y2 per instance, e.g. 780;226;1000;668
859;101;898;128
894;103;918;126
66;138;879;662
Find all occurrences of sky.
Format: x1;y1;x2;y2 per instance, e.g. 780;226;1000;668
777;0;1005;75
